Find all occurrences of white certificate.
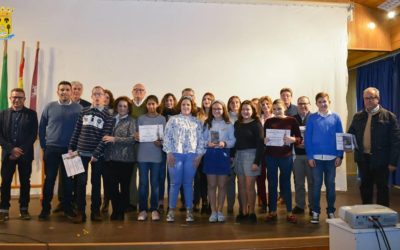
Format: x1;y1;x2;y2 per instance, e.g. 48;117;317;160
265;129;291;146
299;126;305;138
62;151;85;177
336;133;357;151
139;125;164;142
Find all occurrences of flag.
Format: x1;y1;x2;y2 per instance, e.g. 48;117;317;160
30;42;39;111
18;41;25;88
0;40;8;111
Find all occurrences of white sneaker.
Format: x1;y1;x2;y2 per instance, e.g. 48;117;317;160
151;210;160;221
328;213;335;219
217;211;225;222
310;211;319;224
137;210;147;221
186;209;194;222
166;210;175;222
209;212;218;223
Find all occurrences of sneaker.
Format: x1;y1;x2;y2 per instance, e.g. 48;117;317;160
292;206;305;214
209;212;218;223
91;211;102;222
19;210;31;220
186;209;194;222
310;211;319;224
137;211;148;221
328;213;335;219
217;212;225;222
151;210;160;221
287;214;298;224
248;213;257;223
0;212;9;222
166;210;175;222
38;210;50;221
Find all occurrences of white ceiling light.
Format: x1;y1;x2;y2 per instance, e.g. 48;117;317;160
378;0;400;11
387;10;396;18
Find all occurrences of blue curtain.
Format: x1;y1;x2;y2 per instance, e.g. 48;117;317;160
356;54;400;185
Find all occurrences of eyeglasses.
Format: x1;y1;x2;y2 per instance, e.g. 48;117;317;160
92;93;104;97
298;102;309;106
133;89;145;92
363;96;377;101
10;96;25;100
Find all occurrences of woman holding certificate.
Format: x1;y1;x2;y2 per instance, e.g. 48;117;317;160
203;100;235;223
264;99;301;224
234;100;264;224
163;96;205;223
136;95;166;221
102;96;136;221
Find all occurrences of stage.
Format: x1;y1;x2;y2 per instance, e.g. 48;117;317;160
0;176;399;250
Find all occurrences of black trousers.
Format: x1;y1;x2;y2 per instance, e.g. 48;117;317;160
0;156;32;211
104;161;133;216
357;154;390;207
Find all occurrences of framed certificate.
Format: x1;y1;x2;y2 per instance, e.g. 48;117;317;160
139;125;164;142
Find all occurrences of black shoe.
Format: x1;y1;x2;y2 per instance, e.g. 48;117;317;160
201;203;210;214
248;213;257;223
52;203;64;213
91;211;102;222
158;204;164;212
292;206;305;214
0;212;9;222
38;211;50;221
125;204;137;213
72;212;86;224
64;210;77;220
19;210;31;220
235;213;248;223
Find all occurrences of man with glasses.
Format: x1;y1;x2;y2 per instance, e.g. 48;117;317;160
69;86;113;223
292;96;313;216
348;87;400;207
0;88;38;222
127;83;147;212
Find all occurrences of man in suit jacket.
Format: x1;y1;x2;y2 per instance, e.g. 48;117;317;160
0;88;38;222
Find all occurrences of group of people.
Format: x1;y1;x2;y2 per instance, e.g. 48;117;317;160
0;81;399;225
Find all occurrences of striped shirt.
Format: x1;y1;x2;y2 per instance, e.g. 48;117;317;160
69;106;113;158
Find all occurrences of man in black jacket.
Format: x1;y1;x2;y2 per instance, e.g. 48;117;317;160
0;88;38;222
348;87;400;206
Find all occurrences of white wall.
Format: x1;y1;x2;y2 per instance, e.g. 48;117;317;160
2;0;349;193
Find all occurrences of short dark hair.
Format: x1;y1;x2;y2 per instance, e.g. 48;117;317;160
315;92;330;102
144;95;159;105
280;87;293;96
176;96;197;116
113;96;133;114
10;88;25;95
58;81;72;89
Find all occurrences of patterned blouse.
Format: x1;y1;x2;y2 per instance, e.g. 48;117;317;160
163;114;205;155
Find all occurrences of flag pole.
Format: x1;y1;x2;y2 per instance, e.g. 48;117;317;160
0;40;8;111
18;41;25;88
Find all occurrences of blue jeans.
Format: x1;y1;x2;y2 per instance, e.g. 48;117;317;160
158;153;167;203
266;156;293;212
311;159;336;214
42;146;73;214
138;162;161;211
168;153;197;209
76;156;104;214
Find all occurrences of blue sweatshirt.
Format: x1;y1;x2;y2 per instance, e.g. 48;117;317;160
39;101;82;149
304;112;344;160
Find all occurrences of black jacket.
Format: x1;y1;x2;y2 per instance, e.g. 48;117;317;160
348;107;400;167
0;107;38;161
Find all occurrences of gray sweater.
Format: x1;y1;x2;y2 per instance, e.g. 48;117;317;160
104;115;136;162
137;114;166;163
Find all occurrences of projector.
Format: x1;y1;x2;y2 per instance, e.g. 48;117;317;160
339;204;398;229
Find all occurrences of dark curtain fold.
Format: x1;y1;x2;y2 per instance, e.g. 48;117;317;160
356;54;400;185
